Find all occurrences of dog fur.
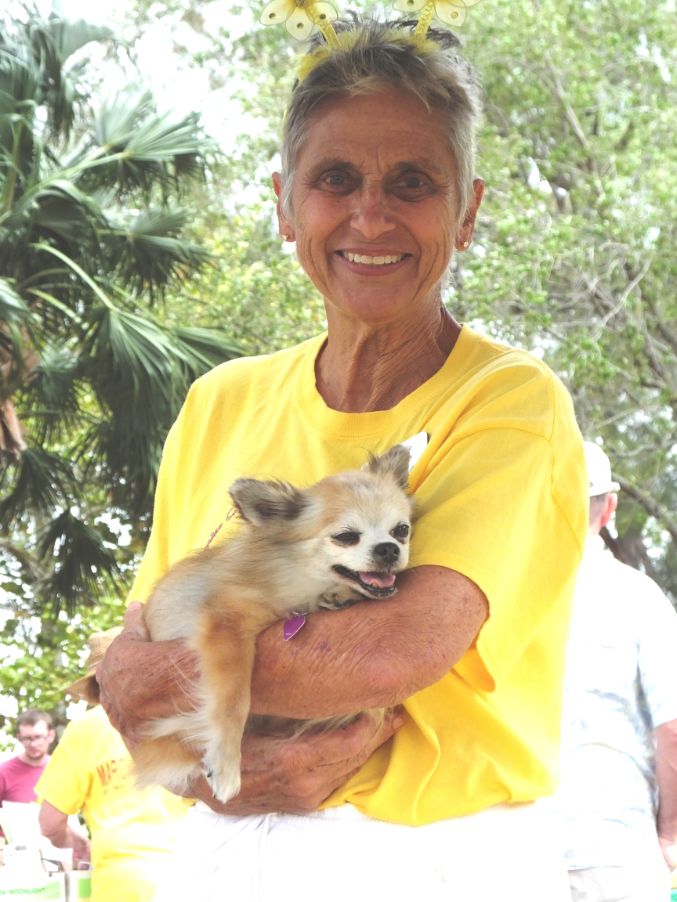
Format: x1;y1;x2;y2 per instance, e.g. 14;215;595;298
135;445;413;803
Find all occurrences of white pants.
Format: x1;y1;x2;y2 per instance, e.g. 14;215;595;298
154;801;572;902
568;841;672;901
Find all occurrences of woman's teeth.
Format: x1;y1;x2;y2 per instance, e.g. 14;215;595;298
344;252;404;265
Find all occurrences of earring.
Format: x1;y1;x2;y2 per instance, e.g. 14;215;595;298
462;240;469;249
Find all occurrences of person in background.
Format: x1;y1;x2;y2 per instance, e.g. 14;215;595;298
557;441;677;901
0;710;55;810
36;628;191;902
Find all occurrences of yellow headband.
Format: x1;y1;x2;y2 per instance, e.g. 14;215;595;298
259;0;481;57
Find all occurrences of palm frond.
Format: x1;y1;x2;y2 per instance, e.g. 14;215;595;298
82;90;211;198
28;16;115;140
81;304;178;508
29;179;107;245
0;50;39;205
0;445;74;525
171;325;242;379
36;509;119;615
0;276;31;324
105;208;210;299
83;304;177;400
0;278;35;400
31;241;113;308
26;343;82;443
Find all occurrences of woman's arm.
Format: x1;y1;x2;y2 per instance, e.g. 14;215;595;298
250;565;487;718
98;566;486;732
98;566;486;813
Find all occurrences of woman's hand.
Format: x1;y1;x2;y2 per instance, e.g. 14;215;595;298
98;604;404;815
97;602;200;744
187;709;404;815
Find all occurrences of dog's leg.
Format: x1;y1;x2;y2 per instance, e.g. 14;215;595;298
132;734;201;795
194;607;264;804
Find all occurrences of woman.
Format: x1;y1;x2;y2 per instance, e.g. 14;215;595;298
98;16;587;901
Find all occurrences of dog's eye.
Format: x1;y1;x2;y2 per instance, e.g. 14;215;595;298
332;530;361;546
391;523;410;541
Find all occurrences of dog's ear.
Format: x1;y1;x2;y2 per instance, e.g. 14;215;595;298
229;478;308;525
364;445;410;490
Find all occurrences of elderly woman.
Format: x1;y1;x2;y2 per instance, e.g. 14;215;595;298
98;15;587;902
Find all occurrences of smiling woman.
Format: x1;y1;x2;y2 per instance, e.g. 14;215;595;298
97;12;588;902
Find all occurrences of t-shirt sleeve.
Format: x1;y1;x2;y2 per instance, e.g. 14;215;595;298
408;362;587;691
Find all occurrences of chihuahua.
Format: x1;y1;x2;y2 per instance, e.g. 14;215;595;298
134;445;413;803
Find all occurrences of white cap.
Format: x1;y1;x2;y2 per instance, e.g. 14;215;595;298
584;441;620;497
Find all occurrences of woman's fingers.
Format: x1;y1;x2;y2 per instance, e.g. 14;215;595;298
97;602;200;741
188;708;405;815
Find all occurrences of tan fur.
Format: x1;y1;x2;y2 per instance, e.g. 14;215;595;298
137;445;413;803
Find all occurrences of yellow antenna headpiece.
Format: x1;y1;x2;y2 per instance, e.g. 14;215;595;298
260;0;480;44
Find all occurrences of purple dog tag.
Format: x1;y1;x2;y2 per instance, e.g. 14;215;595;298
283;613;306;641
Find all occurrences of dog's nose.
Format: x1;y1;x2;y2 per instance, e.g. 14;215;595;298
373;542;400;566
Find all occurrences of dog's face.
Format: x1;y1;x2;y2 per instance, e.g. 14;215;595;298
229;445;413;604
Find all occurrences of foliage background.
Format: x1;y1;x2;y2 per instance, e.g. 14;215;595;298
1;0;674;742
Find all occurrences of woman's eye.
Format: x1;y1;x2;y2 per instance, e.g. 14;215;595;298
319;171;356;192
392;173;434;198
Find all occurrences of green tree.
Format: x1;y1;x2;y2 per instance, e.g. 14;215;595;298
0;10;241;628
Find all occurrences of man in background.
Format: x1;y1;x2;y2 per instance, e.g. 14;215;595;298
558;441;677;901
0;710;55;807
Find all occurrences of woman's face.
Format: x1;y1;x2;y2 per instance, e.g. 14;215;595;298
274;87;482;329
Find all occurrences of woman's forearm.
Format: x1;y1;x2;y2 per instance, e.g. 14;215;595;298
250;565;487;719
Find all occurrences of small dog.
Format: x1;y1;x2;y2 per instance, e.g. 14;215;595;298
135;445;413;803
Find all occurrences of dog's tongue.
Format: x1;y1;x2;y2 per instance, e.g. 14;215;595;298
359;571;396;589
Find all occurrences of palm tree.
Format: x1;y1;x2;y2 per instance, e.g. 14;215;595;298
0;11;241;614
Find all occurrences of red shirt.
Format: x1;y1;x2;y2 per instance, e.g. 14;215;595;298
0;755;48;804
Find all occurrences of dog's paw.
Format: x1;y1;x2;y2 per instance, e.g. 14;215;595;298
202;753;241;804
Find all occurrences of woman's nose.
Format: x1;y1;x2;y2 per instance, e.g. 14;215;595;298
350;185;395;239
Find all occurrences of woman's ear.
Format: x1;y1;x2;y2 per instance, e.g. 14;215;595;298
455;177;484;251
272;172;295;242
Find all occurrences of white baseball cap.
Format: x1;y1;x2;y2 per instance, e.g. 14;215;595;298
584;441;620;497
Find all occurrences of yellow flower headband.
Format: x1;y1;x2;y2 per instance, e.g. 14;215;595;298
259;0;481;50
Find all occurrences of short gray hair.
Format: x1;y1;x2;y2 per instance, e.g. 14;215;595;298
280;15;483;224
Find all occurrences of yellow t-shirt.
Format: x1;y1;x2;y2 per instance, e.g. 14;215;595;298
36;705;190;902
130;325;587;825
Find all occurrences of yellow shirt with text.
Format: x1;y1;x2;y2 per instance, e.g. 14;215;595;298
129;325;587;825
36;705;190;902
